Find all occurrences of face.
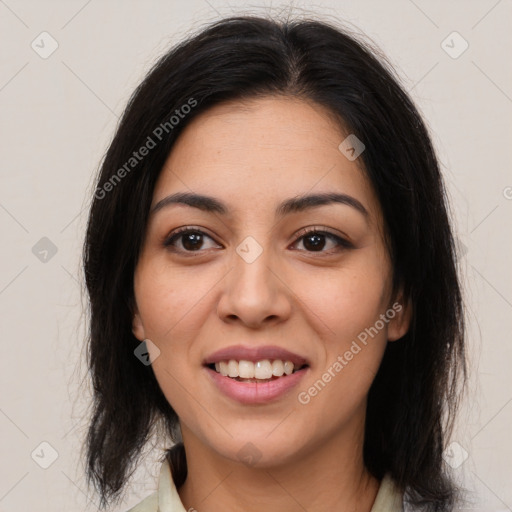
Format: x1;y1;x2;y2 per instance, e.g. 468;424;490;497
132;95;410;467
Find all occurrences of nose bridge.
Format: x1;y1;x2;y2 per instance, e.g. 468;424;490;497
217;233;291;326
232;233;276;295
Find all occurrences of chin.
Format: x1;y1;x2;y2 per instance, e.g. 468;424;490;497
205;432;305;469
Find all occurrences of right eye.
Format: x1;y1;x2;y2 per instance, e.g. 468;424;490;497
163;227;222;254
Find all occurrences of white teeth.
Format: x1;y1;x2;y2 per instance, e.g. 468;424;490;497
211;358;303;379
254;360;273;379
238;360;253;379
271;360;284;376
219;361;229;377
227;359;238;378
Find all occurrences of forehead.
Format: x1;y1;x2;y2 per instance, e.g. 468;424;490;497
152;96;381;225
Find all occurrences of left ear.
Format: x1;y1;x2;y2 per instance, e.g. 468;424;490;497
132;305;146;341
386;291;413;342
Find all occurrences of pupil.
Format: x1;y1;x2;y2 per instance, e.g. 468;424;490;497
183;233;202;250
304;234;325;251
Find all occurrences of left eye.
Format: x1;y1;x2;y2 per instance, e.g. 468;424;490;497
292;229;352;253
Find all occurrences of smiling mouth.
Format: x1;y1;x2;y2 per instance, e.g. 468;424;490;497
206;359;309;383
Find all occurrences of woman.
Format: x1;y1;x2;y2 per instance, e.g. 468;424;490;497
83;15;467;512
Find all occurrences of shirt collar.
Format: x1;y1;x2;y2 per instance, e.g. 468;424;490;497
157;456;187;512
370;473;404;511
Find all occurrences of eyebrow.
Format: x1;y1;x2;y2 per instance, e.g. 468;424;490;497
150;191;369;220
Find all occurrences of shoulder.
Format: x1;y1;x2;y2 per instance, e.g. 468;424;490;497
125;491;158;512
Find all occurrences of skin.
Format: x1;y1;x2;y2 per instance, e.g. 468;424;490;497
132;95;411;512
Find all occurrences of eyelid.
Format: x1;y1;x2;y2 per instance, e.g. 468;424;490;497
163;226;220;249
290;226;354;253
292;225;352;244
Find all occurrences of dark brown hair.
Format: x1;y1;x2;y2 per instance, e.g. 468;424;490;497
83;15;466;511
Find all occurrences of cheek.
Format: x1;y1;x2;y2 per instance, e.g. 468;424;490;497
301;261;390;344
296;258;391;402
133;266;204;413
135;260;216;340
133;261;222;408
297;259;391;414
296;295;389;437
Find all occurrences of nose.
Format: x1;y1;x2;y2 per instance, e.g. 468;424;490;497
216;242;292;329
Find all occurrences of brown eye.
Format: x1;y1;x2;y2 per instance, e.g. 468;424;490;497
292;228;353;253
164;228;220;254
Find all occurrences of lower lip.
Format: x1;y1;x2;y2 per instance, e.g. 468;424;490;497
205;366;309;404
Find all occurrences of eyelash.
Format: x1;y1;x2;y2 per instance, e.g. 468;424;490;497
163;226;353;256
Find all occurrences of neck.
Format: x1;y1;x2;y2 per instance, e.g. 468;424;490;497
177;426;380;512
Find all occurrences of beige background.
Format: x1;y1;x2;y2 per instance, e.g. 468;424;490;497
1;0;511;511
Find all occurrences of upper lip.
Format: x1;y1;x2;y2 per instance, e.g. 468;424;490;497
203;345;309;367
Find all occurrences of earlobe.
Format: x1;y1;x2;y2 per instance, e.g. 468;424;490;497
132;308;146;341
387;295;413;342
